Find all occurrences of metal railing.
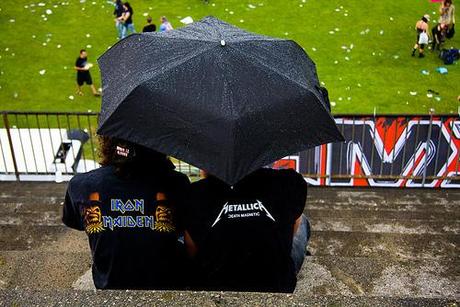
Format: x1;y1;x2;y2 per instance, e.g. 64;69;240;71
1;111;459;188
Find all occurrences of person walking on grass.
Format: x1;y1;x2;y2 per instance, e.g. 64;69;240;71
120;2;135;38
75;49;100;97
113;0;124;39
412;14;430;58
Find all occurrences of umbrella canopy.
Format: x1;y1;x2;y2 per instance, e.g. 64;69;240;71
97;16;344;185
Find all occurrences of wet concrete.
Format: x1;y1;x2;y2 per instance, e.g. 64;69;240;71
0;182;459;305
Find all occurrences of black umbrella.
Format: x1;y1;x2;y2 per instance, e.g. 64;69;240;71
97;16;344;184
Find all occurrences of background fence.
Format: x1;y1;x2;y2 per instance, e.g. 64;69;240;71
1;111;459;188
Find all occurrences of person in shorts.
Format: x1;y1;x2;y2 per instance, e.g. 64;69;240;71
75;49;100;96
412;14;430;58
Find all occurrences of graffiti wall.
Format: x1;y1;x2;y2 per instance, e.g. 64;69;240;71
273;116;460;188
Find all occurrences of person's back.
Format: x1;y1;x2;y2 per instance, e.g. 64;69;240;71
184;168;308;293
143;16;156;32
63;138;190;289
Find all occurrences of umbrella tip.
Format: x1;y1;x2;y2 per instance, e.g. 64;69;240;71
220;39;226;46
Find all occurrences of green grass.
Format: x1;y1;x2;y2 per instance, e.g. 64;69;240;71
0;0;459;115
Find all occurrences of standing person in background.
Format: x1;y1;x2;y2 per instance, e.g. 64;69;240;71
412;14;430;58
113;0;124;39
74;49;100;97
143;16;157;32
120;2;136;38
440;0;456;38
159;16;174;32
432;23;448;50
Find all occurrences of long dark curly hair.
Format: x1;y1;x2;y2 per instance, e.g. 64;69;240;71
98;136;172;178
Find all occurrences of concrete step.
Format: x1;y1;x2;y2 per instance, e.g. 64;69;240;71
306;188;460;205
307;208;460;221
1;253;458;299
0;226;88;252
0;251;91;290
0;289;457;307
3;206;459;236
296;256;459;299
310;218;460;235
1;225;458;261
308;231;459;260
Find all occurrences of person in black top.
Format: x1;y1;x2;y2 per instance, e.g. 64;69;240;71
74;49;100;97
62;136;190;289
432;23;448;50
184;168;311;293
113;0;124;39
142;16;157;33
120;2;135;38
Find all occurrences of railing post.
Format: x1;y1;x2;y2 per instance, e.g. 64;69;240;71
422;111;434;187
2;112;20;181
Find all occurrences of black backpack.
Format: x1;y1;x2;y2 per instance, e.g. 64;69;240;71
440;48;459;65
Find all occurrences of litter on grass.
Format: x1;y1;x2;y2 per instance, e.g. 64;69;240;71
436;67;448;74
180;17;193;24
421;70;430;75
410;91;417;96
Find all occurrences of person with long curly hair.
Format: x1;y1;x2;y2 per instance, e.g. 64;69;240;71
62;136;190;289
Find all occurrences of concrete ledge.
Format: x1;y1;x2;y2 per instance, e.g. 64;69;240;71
0;289;458;307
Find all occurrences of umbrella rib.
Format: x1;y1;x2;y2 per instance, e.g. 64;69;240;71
99;44;218;128
235;47;310;88
230;46;338;124
230;46;321;100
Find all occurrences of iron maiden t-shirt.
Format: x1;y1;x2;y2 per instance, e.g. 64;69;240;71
185;168;308;293
62;165;189;289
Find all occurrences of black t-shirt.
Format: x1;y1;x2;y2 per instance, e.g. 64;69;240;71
185;168;307;293
113;2;123;17
143;24;156;32
62;164;190;290
124;7;133;25
75;57;90;78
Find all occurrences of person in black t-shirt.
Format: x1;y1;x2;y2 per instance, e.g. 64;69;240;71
62;136;190;289
432;23;448;50
142;16;157;33
74;49;100;97
184;168;311;293
120;2;136;38
113;0;124;39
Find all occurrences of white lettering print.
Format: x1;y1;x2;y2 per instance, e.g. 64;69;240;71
211;200;275;227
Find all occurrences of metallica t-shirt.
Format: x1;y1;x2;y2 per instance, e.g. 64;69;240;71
185;168;308;293
62;164;190;289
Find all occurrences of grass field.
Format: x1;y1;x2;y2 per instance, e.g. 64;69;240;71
0;0;459;115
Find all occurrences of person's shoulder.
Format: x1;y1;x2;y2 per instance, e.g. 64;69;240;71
167;169;190;186
69;166;114;188
190;177;217;193
256;168;307;187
